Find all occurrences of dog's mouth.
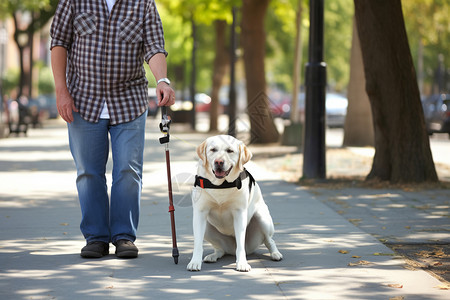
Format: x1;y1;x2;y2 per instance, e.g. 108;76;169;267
213;166;232;179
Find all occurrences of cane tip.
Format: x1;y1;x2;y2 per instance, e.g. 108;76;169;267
172;248;179;264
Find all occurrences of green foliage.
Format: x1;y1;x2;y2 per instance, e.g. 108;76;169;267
2;0;446;100
157;0;236;92
37;66;55;95
266;0;308;92
1;68;20;95
0;0;54;20
324;0;353;91
266;0;353;93
402;0;449;89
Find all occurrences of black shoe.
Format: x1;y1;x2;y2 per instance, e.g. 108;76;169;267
81;241;109;258
115;239;138;258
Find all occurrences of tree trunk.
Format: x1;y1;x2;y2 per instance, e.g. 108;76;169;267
354;0;438;183
12;14;25;98
209;20;229;132
290;0;303;124
343;18;374;147
241;0;279;144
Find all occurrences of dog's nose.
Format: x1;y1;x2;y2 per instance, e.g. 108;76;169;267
214;159;224;168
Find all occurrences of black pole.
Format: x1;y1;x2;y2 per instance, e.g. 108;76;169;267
228;6;237;137
302;0;327;179
190;15;197;131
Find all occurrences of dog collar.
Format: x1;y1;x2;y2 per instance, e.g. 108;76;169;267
194;169;255;191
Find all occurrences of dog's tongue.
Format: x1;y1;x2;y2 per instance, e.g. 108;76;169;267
214;169;227;178
214;169;227;179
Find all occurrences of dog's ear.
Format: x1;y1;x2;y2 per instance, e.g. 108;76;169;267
197;140;208;167
237;142;252;170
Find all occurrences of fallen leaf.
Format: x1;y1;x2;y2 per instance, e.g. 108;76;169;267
348;260;372;266
387;283;403;289
338;250;349;254
348;218;362;225
389;297;405;300
373;252;395;256
404;226;411;229
60;223;69;226
434;284;450;290
352;255;361;258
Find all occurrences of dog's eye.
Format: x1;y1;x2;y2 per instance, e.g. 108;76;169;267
210;148;218;153
226;149;234;154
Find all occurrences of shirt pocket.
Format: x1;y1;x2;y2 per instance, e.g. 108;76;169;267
73;12;97;36
119;18;143;43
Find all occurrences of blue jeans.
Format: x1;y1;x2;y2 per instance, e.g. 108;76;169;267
68;111;147;244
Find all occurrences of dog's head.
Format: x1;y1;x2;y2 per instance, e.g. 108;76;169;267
196;135;252;182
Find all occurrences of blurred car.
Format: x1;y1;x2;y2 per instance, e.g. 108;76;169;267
195;93;212;112
271;92;348;128
170;93;222;113
325;93;348;128
34;94;58;119
422;94;450;137
268;88;292;119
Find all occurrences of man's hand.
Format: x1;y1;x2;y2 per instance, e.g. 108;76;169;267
157;83;175;107
56;88;78;123
51;46;78;123
148;53;175;107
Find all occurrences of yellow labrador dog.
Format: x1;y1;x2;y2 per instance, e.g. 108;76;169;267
187;135;283;272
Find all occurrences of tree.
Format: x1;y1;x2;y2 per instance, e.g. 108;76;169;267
241;0;279;143
209;19;229;132
343;18;374;147
158;0;235;131
354;0;438;183
0;0;58;98
402;0;449;93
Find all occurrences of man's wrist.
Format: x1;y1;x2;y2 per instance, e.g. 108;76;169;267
157;78;171;85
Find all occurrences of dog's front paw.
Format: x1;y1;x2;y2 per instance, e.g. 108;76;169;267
187;260;202;271
236;261;251;272
204;249;224;263
271;251;283;261
204;253;219;263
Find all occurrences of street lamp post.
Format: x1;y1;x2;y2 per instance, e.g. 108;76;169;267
0;25;7;138
302;0;327;179
228;6;237;137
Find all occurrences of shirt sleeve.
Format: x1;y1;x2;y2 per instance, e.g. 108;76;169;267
143;0;168;63
50;0;73;50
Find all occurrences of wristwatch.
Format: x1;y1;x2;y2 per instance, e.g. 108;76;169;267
157;78;171;85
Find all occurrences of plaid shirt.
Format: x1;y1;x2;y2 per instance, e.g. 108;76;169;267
50;0;167;125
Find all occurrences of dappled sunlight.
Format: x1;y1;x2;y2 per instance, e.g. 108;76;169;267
1;121;448;298
1;238;95;257
359;193;402;200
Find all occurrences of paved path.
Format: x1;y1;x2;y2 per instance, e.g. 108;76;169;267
0;118;449;299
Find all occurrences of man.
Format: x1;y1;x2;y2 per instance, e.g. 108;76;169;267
50;0;175;258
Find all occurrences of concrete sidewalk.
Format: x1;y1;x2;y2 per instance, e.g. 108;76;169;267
0;118;449;299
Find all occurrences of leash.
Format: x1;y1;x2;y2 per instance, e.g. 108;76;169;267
159;106;179;264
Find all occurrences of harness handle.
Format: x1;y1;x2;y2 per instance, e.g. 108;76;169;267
159;106;171;144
